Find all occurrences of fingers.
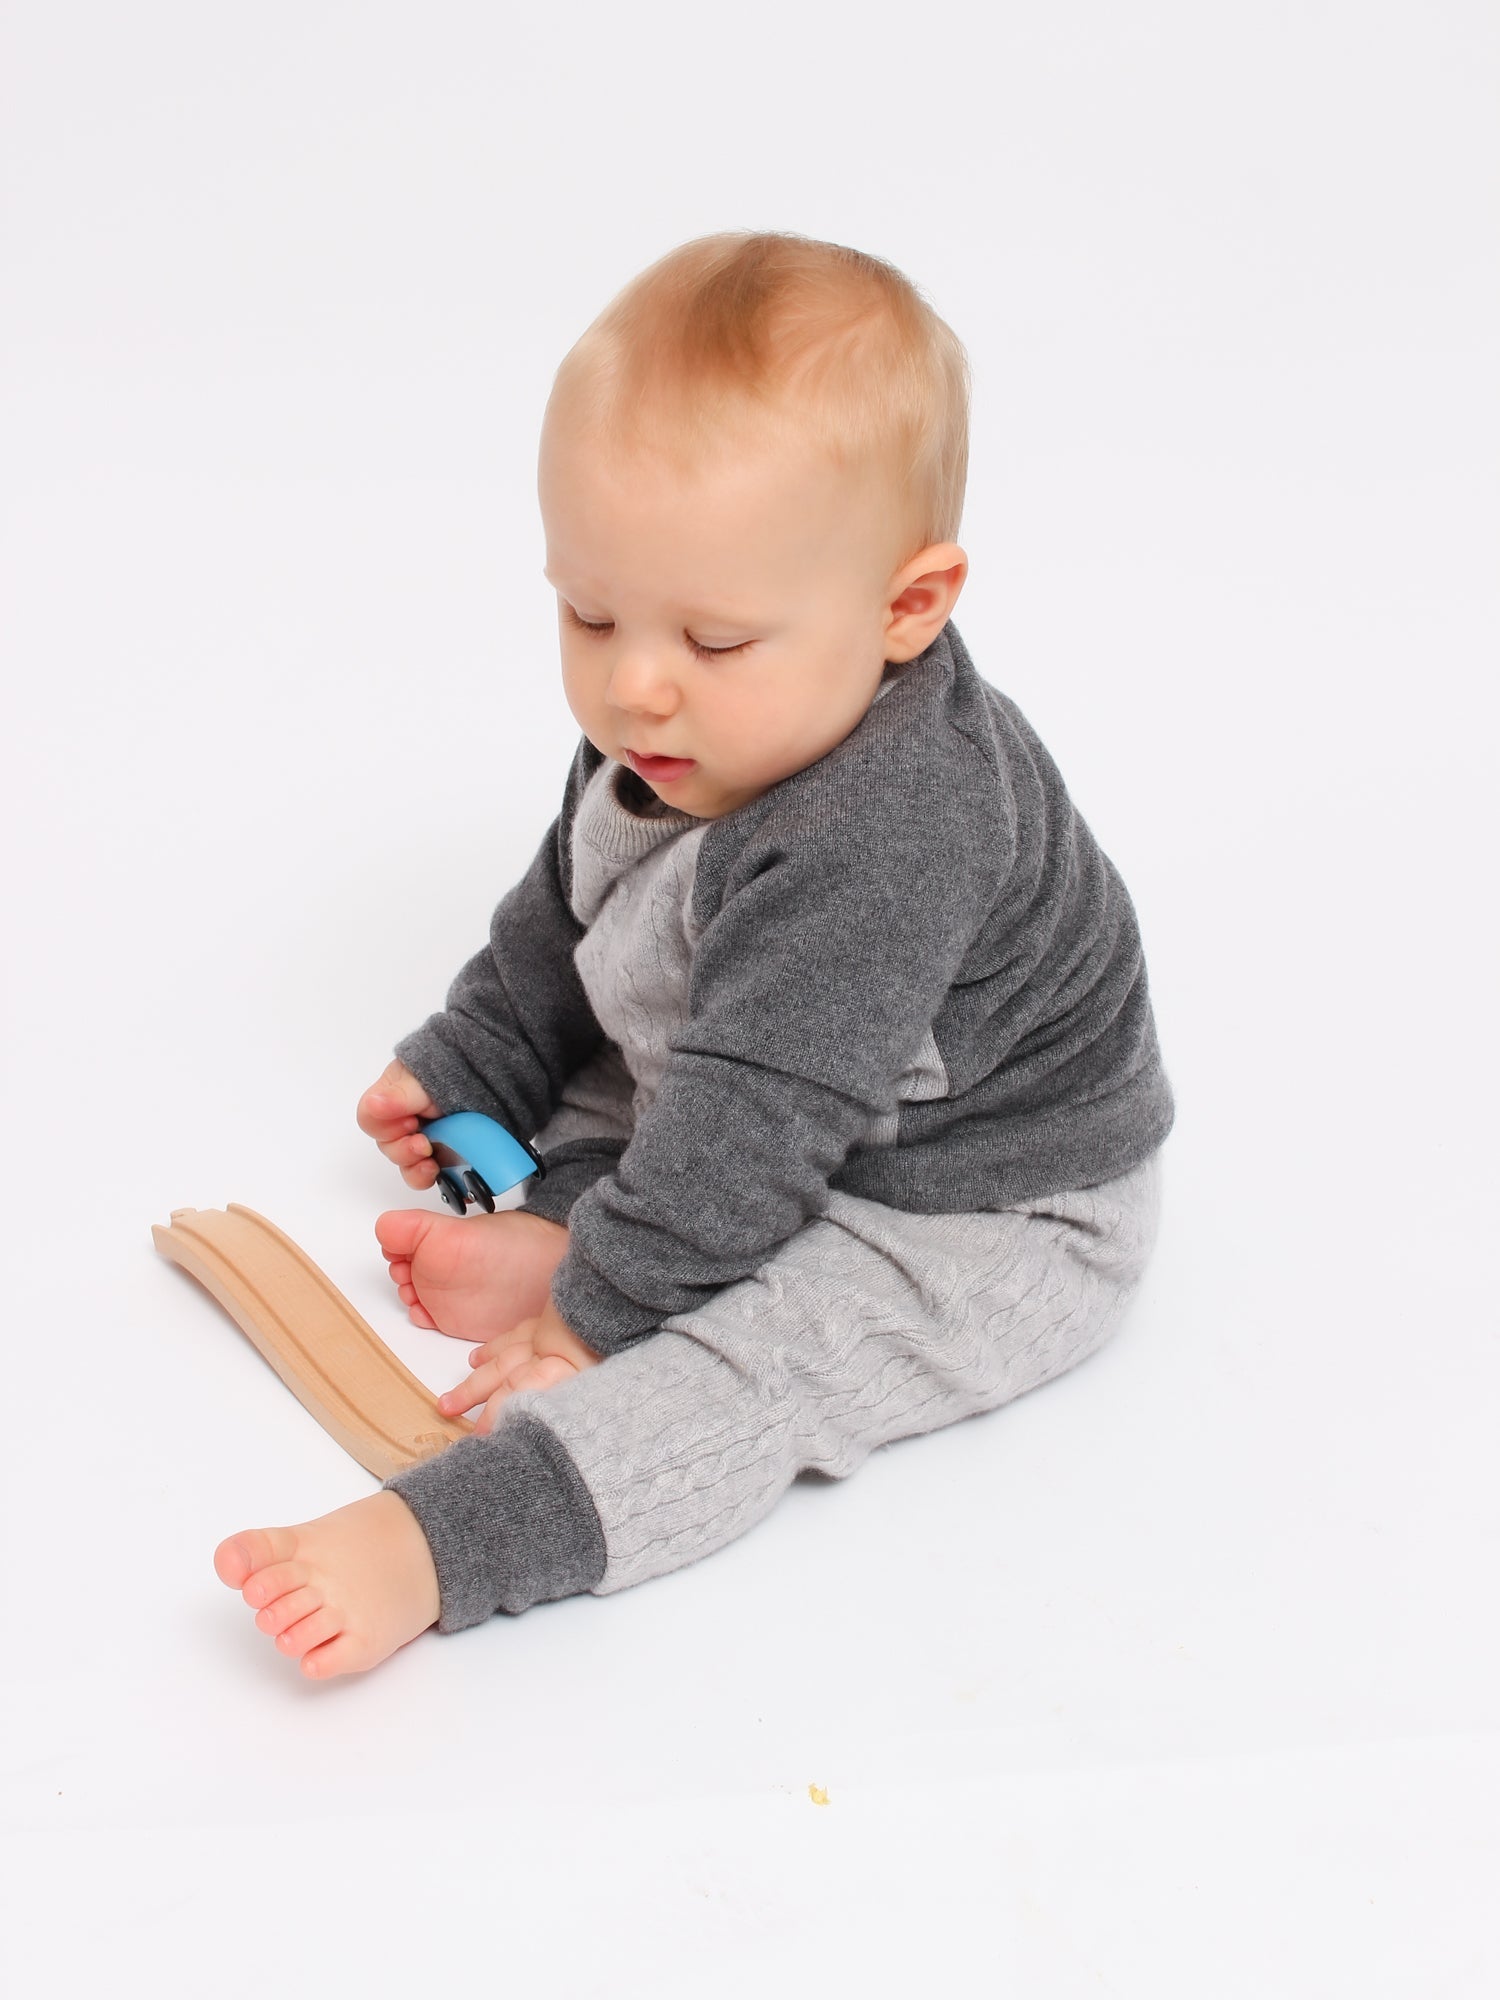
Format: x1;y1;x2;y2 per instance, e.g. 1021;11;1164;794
437;1352;520;1417
357;1090;417;1142
357;1061;444;1189
377;1127;437;1189
397;1139;439;1189
436;1326;559;1418
356;1059;439;1140
465;1330;532;1367
368;1127;435;1172
473;1357;579;1433
380;1056;439;1115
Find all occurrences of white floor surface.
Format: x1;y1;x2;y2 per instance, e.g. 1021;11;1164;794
3;5;1496;1994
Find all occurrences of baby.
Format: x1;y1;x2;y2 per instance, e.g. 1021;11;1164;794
215;231;1174;1677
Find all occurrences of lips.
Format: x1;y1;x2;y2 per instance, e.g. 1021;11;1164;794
626;750;696;783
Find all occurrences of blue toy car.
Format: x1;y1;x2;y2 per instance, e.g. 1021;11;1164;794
419;1111;545;1215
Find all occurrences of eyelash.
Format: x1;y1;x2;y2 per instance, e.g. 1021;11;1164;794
564;605;747;659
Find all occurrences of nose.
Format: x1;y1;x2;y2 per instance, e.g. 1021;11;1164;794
605;648;681;720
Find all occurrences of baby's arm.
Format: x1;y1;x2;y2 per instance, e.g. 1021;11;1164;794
551;757;999;1357
361;739;610;1201
392;740;607;1144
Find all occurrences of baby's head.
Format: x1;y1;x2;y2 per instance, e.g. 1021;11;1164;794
538;231;971;819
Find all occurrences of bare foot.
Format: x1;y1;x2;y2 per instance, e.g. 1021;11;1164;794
214;1492;441;1678
375;1207;569;1342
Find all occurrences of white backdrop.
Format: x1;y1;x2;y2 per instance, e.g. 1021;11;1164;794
3;3;1496;1994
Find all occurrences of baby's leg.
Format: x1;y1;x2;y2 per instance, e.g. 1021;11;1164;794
385;1154;1162;1624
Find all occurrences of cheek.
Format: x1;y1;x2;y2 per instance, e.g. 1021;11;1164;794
710;680;782;746
768;674;872;767
742;690;827;769
558;650;600;734
558;641;593;700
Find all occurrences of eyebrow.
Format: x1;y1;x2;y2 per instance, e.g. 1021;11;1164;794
542;569;760;626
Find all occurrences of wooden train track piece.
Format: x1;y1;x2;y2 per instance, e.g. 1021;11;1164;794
153;1203;474;1479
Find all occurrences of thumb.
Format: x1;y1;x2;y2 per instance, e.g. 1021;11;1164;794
374;1058;437;1116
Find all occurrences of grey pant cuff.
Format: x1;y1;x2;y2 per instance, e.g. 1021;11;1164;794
385;1412;606;1631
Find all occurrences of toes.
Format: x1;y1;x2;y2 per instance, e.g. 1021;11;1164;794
240;1557;306;1611
300;1635;357;1679
255;1583;320;1636
214;1537;254;1589
374;1209;434;1261
301;1630;388;1678
387;1258;413;1287
408;1302;438;1332
276;1605;342;1661
214;1525;297;1589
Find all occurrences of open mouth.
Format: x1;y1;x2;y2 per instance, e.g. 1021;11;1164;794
626;750;696;783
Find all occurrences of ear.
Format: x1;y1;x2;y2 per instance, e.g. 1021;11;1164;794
882;544;968;662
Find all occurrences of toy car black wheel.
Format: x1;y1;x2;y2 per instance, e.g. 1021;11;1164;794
437;1171;468;1214
464;1169;496;1213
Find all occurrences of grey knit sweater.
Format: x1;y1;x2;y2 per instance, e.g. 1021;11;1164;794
396;620;1173;1357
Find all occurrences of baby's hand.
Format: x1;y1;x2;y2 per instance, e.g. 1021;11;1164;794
357;1058;442;1190
437;1298;601;1433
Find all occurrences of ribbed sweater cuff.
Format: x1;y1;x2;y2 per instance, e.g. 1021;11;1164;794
550;1247;663;1357
394;1025;516;1131
520;1144;626;1228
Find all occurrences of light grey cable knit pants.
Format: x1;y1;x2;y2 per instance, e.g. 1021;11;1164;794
505;1151;1161;1597
392;756;1165;1613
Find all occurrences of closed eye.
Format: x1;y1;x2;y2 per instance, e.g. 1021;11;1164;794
566;610;613;637
562;603;749;659
687;634;750;659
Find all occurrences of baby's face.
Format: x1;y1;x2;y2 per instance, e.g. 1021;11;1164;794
538;415;908;820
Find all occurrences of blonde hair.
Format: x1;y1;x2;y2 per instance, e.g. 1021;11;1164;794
546;231;971;562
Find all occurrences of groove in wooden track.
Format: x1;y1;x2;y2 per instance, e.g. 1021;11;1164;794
153;1203;474;1479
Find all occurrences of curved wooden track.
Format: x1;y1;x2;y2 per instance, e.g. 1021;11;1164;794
153;1204;474;1479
